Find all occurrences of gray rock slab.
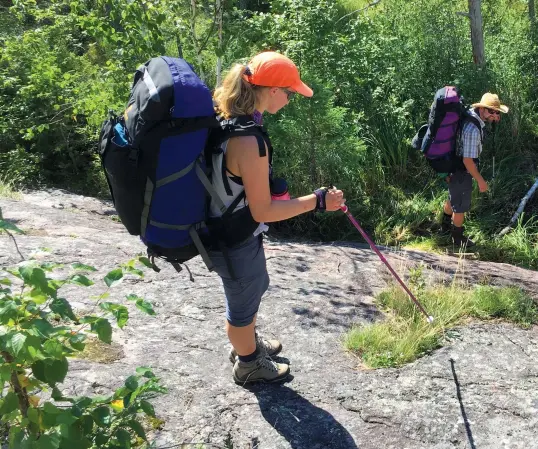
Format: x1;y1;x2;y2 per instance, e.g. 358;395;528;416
1;190;537;449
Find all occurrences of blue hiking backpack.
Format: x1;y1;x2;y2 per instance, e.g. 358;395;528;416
98;56;270;275
412;86;482;175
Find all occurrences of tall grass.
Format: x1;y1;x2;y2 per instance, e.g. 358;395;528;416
344;283;538;368
0;174;22;200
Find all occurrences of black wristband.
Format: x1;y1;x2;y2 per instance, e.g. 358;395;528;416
314;188;328;212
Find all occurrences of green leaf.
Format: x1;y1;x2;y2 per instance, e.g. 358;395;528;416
95;432;109;445
0;278;12;285
71;263;97;272
90;394;113;405
6;268;22;279
123;392;133;408
0;365;11;383
27;407;40;424
8;425;25;447
29;288;49;304
9;332;27;357
35;433;61;449
135;367;155;378
114;306;128;329
80;414;94;435
137;257;153;268
79;315;99;324
32;360;48;383
44;340;64;358
123;266;143;277
127;419;146;440
91;292;110;301
104;269;123;287
25;335;44;360
18;266;56;298
0;301;19;324
42;402;61;428
69;275;94;287
92;406;111;427
91;319;112;344
69;333;86;351
50;297;77;321
74;397;92;408
135;299;155;316
112;386;129;400
0;391;19;415
44;357;68;385
56;411;78;426
39;262;61;272
51;387;64;401
99;302;116;312
59;422;82;442
139;400;155;417
124;375;138;391
28;319;55;337
116;428;131;448
0;219;24;234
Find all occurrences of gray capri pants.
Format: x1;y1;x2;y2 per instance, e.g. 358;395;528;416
208;235;270;327
448;170;473;213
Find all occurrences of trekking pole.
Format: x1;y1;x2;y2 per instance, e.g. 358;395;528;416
340;205;434;323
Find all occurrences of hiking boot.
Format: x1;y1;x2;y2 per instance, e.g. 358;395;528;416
451;226;475;248
233;354;290;385
440;213;452;234
228;333;282;364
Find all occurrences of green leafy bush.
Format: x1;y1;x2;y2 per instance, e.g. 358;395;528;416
0;253;165;449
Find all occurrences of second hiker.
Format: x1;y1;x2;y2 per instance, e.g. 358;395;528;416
441;92;509;247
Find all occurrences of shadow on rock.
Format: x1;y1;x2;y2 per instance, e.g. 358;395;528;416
248;384;359;449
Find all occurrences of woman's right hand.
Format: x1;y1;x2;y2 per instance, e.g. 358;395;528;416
324;186;345;212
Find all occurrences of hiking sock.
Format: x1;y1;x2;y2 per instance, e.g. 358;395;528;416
238;348;259;363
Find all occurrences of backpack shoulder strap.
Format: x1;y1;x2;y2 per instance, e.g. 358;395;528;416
462;112;484;144
218;116;272;159
207;115;273;198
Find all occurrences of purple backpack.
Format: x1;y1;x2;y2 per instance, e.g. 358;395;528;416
412;86;479;174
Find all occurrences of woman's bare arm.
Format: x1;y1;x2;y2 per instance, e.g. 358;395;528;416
228;136;343;223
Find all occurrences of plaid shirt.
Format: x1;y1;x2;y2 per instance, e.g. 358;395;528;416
458;109;485;159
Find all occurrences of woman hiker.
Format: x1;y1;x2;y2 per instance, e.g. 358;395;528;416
209;51;346;384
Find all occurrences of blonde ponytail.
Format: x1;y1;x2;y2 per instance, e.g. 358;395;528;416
213;64;261;118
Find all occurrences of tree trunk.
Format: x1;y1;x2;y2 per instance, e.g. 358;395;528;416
190;0;205;81
216;0;223;87
530;0;536;23
468;0;486;67
177;35;184;59
2;352;30;419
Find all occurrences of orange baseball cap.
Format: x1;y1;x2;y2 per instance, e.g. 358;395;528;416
242;51;313;97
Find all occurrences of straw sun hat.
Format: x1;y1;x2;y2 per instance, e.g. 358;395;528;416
472;92;509;113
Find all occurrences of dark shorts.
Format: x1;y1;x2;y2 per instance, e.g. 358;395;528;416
208;236;269;327
448;170;473;213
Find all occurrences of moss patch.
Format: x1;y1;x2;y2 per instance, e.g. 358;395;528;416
75;337;125;364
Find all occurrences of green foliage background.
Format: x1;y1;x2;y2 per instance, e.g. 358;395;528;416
0;0;537;266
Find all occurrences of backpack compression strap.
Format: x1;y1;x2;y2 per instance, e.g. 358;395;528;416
429;99;462;144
